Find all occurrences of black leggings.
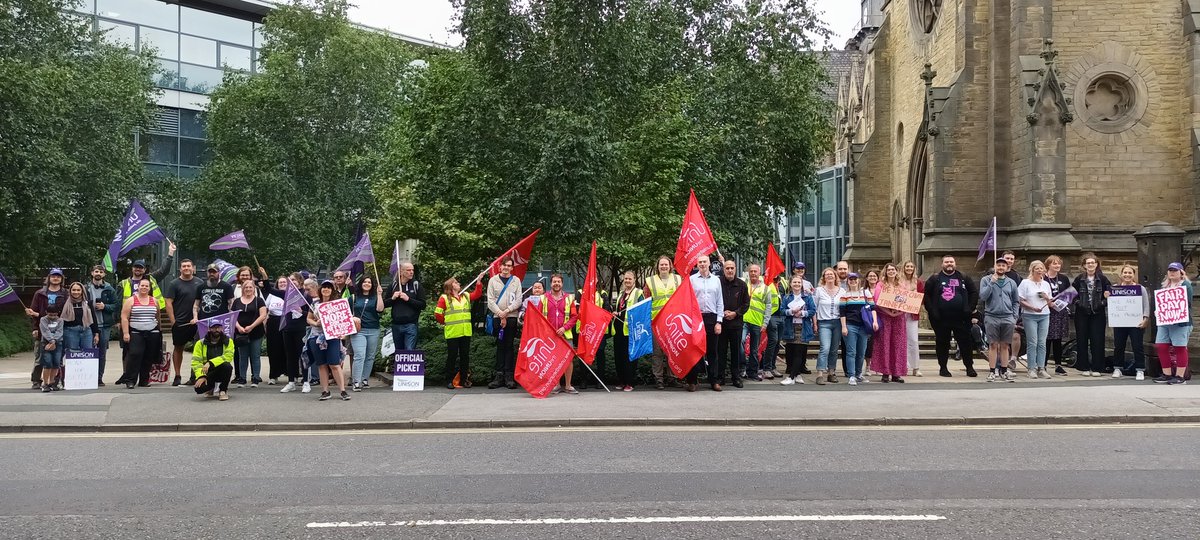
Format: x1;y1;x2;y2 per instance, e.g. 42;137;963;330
266;316;286;380
613;333;635;386
282;328;305;381
194;362;233;394
446;336;471;383
1049;339;1064;366
785;342;809;378
124;330;161;385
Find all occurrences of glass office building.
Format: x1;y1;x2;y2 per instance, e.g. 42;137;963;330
777;165;849;272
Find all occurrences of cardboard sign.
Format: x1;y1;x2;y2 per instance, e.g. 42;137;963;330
149;349;171;384
63;349;99;390
316;298;357;339
1154;286;1191;326
1107;285;1144;328
876;286;924;315
392;350;425;391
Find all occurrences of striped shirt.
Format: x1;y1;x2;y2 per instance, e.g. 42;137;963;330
836;288;874;327
129;295;159;331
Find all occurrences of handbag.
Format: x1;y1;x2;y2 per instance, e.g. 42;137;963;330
860;305;881;336
486;277;515;335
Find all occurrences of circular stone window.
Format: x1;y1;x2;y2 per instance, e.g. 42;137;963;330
1073;65;1148;134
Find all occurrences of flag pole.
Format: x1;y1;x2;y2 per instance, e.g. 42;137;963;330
577;358;611;393
992;216;998;268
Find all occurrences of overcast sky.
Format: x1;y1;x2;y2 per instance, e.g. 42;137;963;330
347;0;863;48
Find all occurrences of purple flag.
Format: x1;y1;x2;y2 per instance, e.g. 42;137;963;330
279;280;307;330
0;272;19;305
195;311;237;339
336;231;375;272
212;259;239;284
976;218;996;261
103;199;166;272
389;240;401;276
209;230;251;251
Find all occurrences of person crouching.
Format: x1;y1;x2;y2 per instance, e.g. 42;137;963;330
192;323;234;401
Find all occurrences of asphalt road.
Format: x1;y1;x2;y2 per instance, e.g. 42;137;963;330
1;425;1198;539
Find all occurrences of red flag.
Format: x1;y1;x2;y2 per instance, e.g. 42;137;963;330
488;229;540;281
765;242;786;283
651;276;706;379
576;242;613;364
514;308;577;399
673;190;718;275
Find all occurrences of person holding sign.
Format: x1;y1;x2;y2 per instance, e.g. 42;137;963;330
434;274;485;390
899;261;925;377
307;281;351;401
1071;253;1112;376
1044;256;1073;376
779;275;815;385
870;264;909;383
191;321;234;400
1153;263;1192;385
1109;265;1149;380
1018;261;1054;379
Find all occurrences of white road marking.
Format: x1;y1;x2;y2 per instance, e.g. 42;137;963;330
1;423;1197;439
306;514;948;528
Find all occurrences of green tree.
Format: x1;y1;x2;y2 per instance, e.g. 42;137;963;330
376;0;833;289
0;0;158;272
174;0;428;274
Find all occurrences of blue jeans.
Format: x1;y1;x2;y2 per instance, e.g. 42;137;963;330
63;326;92;351
844;325;868;378
1021;313;1049;369
743;324;762;376
350;327;381;385
236;337;263;383
391;323;418;351
817;320;842;372
763;315;782;372
96;326;111;378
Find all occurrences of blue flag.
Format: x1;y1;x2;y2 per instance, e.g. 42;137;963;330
627;297;654;361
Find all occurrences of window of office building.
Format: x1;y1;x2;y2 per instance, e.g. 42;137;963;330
137;106;209;179
781;166;849;272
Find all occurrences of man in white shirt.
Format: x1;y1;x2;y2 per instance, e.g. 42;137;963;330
689;255;724;391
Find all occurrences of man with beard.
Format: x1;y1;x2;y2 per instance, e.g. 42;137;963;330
85;266;118;386
26;269;68;389
116;242;176;309
923;255;980;377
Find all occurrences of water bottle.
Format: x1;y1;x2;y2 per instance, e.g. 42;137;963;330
498;327;505;341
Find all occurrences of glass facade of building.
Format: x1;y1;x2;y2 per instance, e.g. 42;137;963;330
779;165;849;273
74;0;265;178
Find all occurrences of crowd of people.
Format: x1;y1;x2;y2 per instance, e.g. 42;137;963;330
20;246;1194;399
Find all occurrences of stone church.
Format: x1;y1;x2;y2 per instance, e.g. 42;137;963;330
836;0;1200;275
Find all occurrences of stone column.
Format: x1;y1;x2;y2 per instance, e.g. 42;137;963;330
1133;222;1186;378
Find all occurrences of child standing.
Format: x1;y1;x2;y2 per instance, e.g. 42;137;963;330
39;312;65;392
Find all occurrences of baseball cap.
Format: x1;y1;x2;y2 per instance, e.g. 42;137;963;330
206;263;219;272
848;272;860;279
320;279;334;288
1168;262;1184;271
48;268;64;277
996;257;1009;265
132;259;147;267
793;261;806;269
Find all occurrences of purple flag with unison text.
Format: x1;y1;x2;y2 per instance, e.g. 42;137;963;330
390;240;401;276
0;272;19;305
279;280;307;330
195;311;237;339
336;231;375;272
209;230;251;250
103;199;166;272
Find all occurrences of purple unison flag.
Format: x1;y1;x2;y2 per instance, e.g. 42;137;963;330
209;230;251;251
336;231;375;272
103;199;166;272
0;271;20;305
389;240;401;276
195;311;237;339
213;259;239;284
279;280;307;330
976;219;996;261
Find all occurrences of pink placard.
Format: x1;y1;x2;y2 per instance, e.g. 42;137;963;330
316;298;358;339
1154;287;1191;326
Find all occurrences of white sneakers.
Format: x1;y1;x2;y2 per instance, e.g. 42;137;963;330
848;378;858;386
1112;369;1122;379
795;375;805;384
987;372;998;382
1136;369;1145;381
280;381;296;393
780;377;794;386
1028;369;1037;379
301;381;312;393
1038;368;1051;379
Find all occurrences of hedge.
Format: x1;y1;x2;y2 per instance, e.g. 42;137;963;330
0;310;34;359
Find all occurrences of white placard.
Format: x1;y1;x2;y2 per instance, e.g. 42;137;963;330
64;349;100;390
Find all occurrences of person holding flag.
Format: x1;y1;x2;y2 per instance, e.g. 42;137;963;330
278;274;310;393
487;256;525;390
116;251;174;310
542;274;580;395
609;270;644;391
434;272;486;389
385;262;426;353
191;319;235;401
690;255;724;391
258;273;290;386
643;256;682;389
759;244;788;379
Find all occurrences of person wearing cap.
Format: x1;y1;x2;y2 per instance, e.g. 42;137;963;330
191;320;234;400
165;259;201;387
307;280;351;401
1153;262;1192;384
837;272;875;385
980;257;1020;382
194;263;235;322
26;268;68;390
116;240;175;310
1071;253;1112;376
86;265;118;386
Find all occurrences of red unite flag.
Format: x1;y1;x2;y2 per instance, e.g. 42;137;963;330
514;308;578;399
576;241;613;365
651;276;706;379
673;190;718;275
488;229;540;281
765;242;786;284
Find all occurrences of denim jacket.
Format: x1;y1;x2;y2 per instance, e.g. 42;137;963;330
779;292;816;342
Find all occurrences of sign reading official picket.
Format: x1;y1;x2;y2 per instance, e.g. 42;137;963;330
64;349;99;390
1154;286;1191;326
316;298;357;339
392;351;425;391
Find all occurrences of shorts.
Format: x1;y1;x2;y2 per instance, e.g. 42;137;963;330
39;346;63;369
984;317;1015;344
171;323;197;347
307;337;343;366
1155;324;1192;347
